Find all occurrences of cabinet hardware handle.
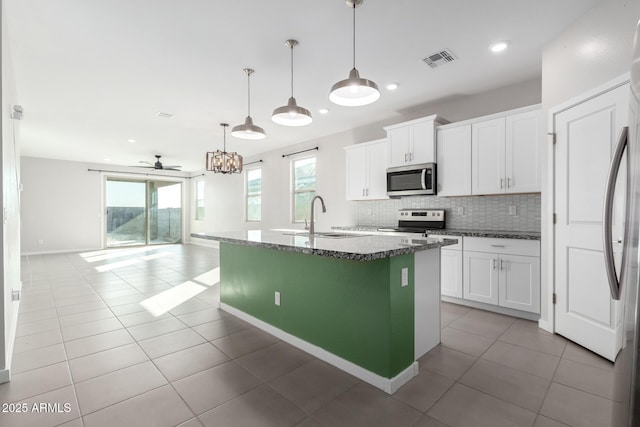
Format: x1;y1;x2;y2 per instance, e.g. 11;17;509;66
507;177;511;188
500;259;505;270
500;178;504;189
362;189;365;196
405;153;408;162
366;188;369;196
409;152;413;161
490;244;505;248
493;259;497;270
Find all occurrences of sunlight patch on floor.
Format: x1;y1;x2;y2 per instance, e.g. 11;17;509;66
140;281;207;316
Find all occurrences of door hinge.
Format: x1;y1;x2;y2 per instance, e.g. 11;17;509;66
553;213;557;224
548;132;556;144
552;293;557;304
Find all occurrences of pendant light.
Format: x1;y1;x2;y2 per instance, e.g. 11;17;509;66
231;68;266;140
272;39;312;126
329;0;380;107
206;123;243;174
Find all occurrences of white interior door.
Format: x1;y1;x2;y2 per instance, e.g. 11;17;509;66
554;83;628;361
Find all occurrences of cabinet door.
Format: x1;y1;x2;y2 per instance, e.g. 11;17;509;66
506;110;541;193
441;249;463;298
366;140;389;199
387;126;410;167
410;120;436;164
498;254;540;313
472;117;506;195
437;124;472;196
463;251;499;305
345;145;367;200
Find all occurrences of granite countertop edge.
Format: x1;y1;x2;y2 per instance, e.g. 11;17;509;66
332;226;541;240
190;232;457;262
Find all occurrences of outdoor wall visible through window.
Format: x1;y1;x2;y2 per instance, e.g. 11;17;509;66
195;180;205;220
246;168;262;222
292;157;316;223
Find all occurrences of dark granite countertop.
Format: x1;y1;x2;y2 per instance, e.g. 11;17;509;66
332;226;541;241
190;229;457;261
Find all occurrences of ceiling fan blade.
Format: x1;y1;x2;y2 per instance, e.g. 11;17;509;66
163;165;181;169
139;161;153;166
164;167;182;171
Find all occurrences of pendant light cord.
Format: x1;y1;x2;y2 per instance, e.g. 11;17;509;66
247;72;251;116
223;126;226;152
352;2;356;69
290;44;294;97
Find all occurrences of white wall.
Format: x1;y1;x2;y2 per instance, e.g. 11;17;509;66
539;0;640;329
20;157;191;254
1;0;22;382
189;78;542;238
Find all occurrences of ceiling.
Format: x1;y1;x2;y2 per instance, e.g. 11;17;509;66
6;0;600;172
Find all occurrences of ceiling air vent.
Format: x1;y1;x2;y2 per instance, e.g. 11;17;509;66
155;111;174;119
422;49;457;69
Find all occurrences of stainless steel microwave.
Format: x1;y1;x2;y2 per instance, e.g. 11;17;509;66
386;163;437;196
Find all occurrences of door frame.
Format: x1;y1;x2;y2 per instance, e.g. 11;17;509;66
101;172;187;248
544;72;630;334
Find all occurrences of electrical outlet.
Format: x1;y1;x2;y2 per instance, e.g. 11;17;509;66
38;239;44;245
509;205;518;216
401;268;408;287
457;206;465;216
275;291;281;306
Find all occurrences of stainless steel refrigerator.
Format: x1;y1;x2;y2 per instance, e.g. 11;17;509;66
609;20;640;427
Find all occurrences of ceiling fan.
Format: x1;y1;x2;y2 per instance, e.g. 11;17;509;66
137;155;181;171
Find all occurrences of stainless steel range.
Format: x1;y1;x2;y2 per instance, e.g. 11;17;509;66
377;209;445;233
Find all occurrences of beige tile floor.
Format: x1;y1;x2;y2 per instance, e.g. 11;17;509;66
1;244;615;427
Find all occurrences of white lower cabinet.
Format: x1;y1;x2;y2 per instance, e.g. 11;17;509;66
429;234;463;298
458;237;540;315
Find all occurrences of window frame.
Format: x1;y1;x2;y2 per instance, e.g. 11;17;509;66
245;166;262;222
290;156;317;224
194;179;205;221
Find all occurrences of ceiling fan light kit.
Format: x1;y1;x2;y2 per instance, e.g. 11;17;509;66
207;123;243;174
137;155;181;171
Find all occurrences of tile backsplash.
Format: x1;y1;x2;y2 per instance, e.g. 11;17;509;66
356;194;541;232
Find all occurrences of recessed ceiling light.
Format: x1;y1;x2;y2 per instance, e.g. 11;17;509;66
127;138;136;143
386;83;399;91
155;111;174;119
490;41;509;53
319;108;329;115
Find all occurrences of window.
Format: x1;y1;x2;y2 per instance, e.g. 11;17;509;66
246;168;262;222
195;180;205;220
292;157;316;222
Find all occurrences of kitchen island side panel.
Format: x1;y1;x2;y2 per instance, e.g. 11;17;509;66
219;242;415;378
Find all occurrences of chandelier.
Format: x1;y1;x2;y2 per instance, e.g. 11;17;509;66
206;123;243;174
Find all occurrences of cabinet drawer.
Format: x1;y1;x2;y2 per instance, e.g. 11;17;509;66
463;237;539;256
428;234;462;250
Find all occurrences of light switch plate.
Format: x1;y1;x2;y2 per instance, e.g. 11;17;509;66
275;291;281;306
401;268;408;287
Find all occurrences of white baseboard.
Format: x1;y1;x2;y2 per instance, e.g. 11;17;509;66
21;247;101;256
441;296;540;321
221;303;418;395
0;368;10;384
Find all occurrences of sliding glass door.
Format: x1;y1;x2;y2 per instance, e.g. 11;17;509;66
106;178;182;247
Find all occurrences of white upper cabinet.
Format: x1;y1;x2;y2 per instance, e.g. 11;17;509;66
437;124;472;196
345;139;389;201
471;107;541;195
385;115;447;168
506;109;542;193
472;117;507;195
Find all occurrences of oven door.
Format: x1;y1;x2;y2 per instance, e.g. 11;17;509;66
386;163;436;196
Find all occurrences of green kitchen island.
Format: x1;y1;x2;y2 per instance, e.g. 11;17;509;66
191;229;457;394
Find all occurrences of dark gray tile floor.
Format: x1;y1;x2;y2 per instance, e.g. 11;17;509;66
1;244;615;427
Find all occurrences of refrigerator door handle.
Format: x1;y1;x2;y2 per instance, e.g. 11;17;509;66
603;126;629;300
